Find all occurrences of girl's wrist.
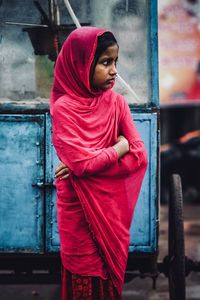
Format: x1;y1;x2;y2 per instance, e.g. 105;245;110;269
113;139;129;158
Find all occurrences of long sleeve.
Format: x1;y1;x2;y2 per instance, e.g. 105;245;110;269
117;98;148;174
52;95;147;178
52;100;119;177
70;98;148;178
56;140;119;177
99;97;148;177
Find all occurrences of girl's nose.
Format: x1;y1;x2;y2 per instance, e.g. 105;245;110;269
110;63;117;75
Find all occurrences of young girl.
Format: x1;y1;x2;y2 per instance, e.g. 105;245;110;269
50;26;148;300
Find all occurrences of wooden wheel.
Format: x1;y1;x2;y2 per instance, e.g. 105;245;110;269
168;174;186;300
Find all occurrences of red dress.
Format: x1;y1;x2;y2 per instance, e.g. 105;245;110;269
50;27;148;299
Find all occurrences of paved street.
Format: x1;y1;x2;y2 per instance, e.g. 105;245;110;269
0;204;200;300
123;204;200;300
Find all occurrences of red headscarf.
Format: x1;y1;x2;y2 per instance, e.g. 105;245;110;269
50;26;110;105
50;26;147;294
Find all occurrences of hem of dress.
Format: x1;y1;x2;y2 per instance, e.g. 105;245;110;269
61;261;108;281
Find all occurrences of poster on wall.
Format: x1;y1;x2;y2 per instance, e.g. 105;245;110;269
159;0;200;104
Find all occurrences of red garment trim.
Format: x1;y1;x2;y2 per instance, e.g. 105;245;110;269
62;267;121;300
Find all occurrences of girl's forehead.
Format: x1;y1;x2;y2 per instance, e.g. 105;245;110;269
99;44;119;58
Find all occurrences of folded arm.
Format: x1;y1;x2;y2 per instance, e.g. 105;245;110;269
52;102;130;177
53;96;147;178
101;97;148;177
54;139;129;178
117;98;148;174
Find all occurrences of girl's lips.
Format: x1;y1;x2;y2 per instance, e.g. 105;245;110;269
105;79;115;85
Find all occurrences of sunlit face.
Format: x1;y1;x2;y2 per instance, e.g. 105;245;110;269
90;44;119;91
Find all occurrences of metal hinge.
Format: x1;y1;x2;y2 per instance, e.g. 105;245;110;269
32;181;55;188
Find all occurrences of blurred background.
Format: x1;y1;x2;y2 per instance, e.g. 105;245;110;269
159;0;200;207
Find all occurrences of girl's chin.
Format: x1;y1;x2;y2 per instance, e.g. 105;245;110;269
103;81;115;89
91;81;115;92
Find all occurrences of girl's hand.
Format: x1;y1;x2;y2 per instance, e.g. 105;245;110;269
54;162;69;180
113;135;129;158
117;135;127;143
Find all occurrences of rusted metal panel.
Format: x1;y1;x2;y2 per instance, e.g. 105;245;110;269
0;99;49;114
129;112;158;253
0;114;45;253
45;113;60;252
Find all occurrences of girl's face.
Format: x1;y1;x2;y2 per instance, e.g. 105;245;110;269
90;44;119;91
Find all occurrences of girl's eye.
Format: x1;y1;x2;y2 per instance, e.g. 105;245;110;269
102;59;118;66
102;60;110;66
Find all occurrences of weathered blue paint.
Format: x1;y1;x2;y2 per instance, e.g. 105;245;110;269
46;112;158;253
45;113;60;252
129;113;158;253
149;0;159;108
0;115;44;253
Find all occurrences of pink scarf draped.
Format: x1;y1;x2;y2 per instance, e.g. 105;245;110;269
50;27;148;294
